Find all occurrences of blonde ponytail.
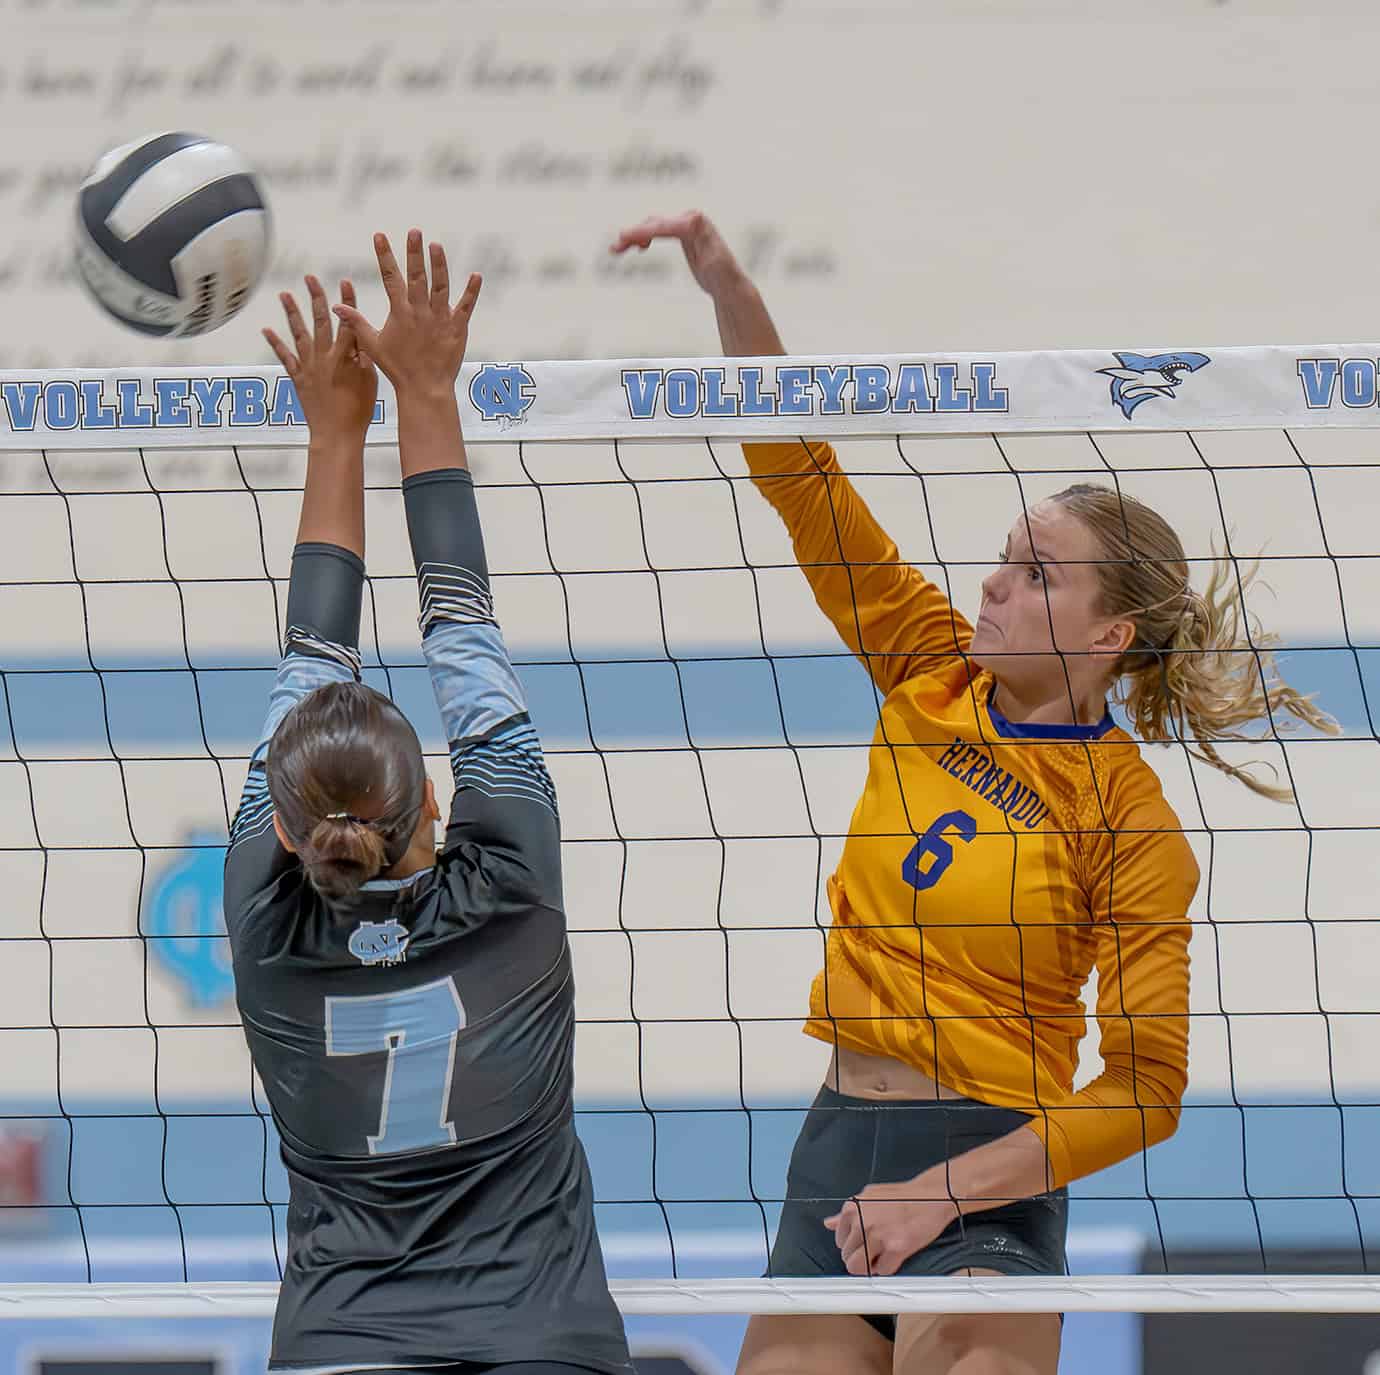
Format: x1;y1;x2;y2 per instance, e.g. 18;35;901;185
1053;485;1339;801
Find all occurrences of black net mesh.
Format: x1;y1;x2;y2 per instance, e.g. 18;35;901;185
0;426;1376;1285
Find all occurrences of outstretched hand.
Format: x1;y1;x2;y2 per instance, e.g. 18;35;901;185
610;210;745;299
263;276;377;441
334;230;482;400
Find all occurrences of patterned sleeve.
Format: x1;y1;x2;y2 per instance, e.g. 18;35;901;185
403;469;562;915
223;543;364;932
741;440;975;695
1025;792;1198;1188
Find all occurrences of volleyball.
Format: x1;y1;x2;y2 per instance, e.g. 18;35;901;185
73;131;271;337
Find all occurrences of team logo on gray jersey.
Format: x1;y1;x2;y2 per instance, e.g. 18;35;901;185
348;918;410;967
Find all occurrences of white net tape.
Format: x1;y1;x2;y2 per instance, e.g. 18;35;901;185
3;1276;1380;1318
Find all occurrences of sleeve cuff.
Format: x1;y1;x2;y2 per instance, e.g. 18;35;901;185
284;541;366;654
403;467;492;636
401;468;475;495
1022;1112;1074;1192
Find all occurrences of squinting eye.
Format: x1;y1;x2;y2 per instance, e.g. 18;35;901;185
1027;565;1045;583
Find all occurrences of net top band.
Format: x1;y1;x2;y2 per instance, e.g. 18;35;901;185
3;346;1380;448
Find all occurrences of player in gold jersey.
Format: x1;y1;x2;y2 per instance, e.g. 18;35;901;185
611;212;1335;1375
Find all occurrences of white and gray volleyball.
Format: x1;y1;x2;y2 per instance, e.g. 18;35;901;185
74;132;271;337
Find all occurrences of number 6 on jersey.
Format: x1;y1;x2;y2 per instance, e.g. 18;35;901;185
902;809;978;892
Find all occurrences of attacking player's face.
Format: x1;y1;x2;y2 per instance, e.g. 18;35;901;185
968;503;1133;700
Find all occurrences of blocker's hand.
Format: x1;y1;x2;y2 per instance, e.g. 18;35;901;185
334;230;482;399
610;210;746;299
824;1176;963;1278
263;276;377;441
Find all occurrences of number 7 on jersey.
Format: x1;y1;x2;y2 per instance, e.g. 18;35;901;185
325;977;468;1156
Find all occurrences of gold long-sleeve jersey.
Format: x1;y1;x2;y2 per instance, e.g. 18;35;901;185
745;440;1198;1189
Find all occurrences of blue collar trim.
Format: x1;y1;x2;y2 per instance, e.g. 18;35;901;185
985;689;1116;741
359;869;430;893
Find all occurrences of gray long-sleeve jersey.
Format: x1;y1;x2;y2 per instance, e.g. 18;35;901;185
223;468;631;1374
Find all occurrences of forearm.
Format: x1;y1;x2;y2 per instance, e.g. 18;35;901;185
710;271;786;358
930;1121;1059;1214
283;542;366;661
245;543;364;769
707;261;967;682
295;433;366;557
403;466;490;633
1024;1061;1185;1189
403;467;528;748
397;392;469;479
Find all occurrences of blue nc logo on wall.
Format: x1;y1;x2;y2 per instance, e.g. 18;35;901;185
1098;351;1211;419
349;919;410;967
469;363;536;425
142;831;233;1008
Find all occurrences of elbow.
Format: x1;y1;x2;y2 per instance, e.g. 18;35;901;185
1107;1049;1187;1151
1140;1064;1187;1150
1144;1096;1183;1151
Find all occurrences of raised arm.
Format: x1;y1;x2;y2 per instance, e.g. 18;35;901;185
610;211;972;694
224;279;378;903
337;232;560;909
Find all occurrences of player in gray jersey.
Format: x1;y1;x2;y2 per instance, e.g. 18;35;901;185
224;230;631;1375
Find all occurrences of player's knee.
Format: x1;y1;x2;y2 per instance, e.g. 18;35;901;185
734;1340;831;1375
736;1313;890;1375
897;1309;1060;1374
902;1307;991;1362
897;1308;1028;1369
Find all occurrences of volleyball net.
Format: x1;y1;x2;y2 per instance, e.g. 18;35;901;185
0;346;1377;1322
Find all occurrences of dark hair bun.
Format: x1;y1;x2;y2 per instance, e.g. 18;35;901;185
303;815;390;902
264;681;428;907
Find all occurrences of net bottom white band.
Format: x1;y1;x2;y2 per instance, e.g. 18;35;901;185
2;1277;1380;1318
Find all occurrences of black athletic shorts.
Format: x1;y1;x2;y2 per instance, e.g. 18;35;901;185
768;1084;1068;1341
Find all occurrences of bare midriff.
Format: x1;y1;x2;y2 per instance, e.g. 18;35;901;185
827;1045;966;1102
